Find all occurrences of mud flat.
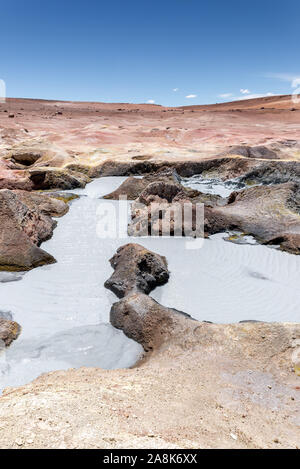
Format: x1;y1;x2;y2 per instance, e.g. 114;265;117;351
1;176;300;395
0;231;299;448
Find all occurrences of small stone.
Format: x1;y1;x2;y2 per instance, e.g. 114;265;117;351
230;433;238;440
8;113;14;118
15;438;23;446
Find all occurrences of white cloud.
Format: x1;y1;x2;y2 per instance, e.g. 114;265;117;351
264;73;299;82
147;99;155;104
173;88;179;92
218;91;276;102
240;88;250;94
219;93;233;99
236;92;274;100
185;94;197;99
292;78;300;88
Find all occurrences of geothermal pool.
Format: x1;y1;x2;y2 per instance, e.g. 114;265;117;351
1;176;300;391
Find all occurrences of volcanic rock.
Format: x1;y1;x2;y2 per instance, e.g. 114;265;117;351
29;168;89;190
0;189;57;270
205;182;300;253
226;145;279;160
103;169;181;200
103;176;148;200
104;243;169;298
0;319;21;347
110;292;190;351
14;190;69;217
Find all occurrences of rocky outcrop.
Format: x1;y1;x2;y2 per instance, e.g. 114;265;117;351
103;169;182;200
28;168;89;190
0;318;21;347
205;182;300;253
240;160;300;186
105;243;191;351
225;145;279;160
98;157;256;179
104;243;169;298
13;190;69;217
110;292;190;351
103;176;149;200
125;173;300;254
0;189;67;270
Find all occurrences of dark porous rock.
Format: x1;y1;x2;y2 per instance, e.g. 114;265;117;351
127;177;300;254
110;292;190;351
205;182;300;254
29;168;89;190
13;190;69;217
0;189;56;271
103;176;148;200
266;233;300;255
240;160;300;186
0;318;21;347
226;145;279;160
103;168;181;200
138;181;186;205
98;157;251;179
104;243;169;298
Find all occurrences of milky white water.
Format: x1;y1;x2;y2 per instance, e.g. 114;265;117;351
1;176;300;392
181;174;251;197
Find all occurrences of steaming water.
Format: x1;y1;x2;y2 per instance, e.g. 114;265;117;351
1;176;300;392
181;175;251;197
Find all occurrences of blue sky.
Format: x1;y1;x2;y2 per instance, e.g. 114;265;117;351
1;0;300;105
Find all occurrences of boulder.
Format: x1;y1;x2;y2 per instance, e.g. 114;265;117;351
0;319;21;347
0;189;56;271
104;243;169;298
103;168;182;200
29;168;89;190
205;182;300;253
240;160;300;186
103;176;148;200
137;181;186;205
14;190;69;217
110;292;190;351
226;145;279;160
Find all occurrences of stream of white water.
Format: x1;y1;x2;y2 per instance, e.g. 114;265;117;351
1;176;300;392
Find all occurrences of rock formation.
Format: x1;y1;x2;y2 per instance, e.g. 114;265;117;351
0;318;21;347
104;243;169;298
0;189;69;270
110;292;191;351
205;182;300;253
118;171;300;254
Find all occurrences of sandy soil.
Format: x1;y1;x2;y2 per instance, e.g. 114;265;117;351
0;95;300;162
0;320;299;449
